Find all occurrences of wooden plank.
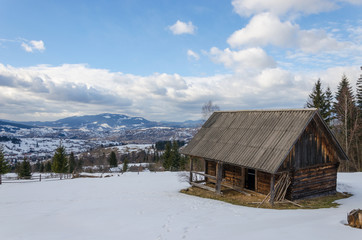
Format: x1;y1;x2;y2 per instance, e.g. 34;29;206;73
269;174;275;205
191;171;217;180
215;162;223;194
189;158;194;183
191;182;216;192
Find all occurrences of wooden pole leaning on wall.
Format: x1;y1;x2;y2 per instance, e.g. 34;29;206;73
215;162;223;194
189;157;194;183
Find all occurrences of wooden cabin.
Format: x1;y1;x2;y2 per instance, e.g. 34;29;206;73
181;109;349;202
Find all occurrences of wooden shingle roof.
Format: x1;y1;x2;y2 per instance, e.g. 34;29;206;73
181;109;324;174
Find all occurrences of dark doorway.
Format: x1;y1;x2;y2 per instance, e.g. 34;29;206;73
245;169;255;190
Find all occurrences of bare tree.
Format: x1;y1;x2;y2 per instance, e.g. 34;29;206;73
202;100;220;121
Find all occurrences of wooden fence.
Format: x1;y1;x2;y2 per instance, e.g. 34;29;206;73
0;173;72;184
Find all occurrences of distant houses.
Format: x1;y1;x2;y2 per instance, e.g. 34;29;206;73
181;109;348;203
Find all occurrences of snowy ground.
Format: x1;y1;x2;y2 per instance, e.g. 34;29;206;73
0;172;361;240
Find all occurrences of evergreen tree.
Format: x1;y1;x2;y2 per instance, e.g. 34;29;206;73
0;148;10;184
19;159;32;179
307;79;332;125
171;140;181;171
334;74;359;171
40;162;45;173
122;158;128;173
34;161;41;172
357;67;362;110
162;142;172;170
69;152;76;173
52;145;68;174
325;86;334;126
108;151;118;168
45;161;52;172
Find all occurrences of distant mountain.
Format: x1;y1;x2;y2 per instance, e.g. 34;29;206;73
3;113;202;130
0;113;200;142
21;113;156;130
0;120;34;134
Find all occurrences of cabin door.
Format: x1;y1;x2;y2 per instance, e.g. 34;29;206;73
245;169;255;190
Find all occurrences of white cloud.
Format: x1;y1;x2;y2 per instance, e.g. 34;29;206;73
227;13;345;53
21;40;45;52
231;0;338;17
187;50;200;60
169;20;196;35
0;63;360;122
209;47;276;73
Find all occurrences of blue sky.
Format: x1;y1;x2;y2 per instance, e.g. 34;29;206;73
0;0;361;121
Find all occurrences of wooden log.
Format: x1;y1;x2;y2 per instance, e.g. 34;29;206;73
269;174;275;205
215;162;223;194
189;158;194;183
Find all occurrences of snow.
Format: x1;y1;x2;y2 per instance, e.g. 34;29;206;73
111;144;153;154
100;123;111;128
0;172;361;240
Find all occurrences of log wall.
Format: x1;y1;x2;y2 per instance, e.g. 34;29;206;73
223;164;243;187
287;163;338;200
205;159;273;194
256;171;272;195
206;160;216;176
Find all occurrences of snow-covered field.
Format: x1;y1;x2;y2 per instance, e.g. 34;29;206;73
0;172;361;240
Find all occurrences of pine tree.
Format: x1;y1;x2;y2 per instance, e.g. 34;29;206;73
122;158;128;173
40;162;45;173
69;152;76;173
171;140;181;171
45;161;52;172
307;79;332;125
357;67;362;110
334;74;359;171
162;142;172;170
19;159;32;179
0;148;10;184
52;145;68;174
108;151;118;168
325;86;334;126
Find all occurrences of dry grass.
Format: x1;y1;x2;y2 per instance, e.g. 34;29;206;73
180;186;352;209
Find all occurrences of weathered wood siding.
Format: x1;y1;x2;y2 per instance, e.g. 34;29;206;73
287;163;338;200
256;171;272;195
280;115;339;171
223;164;243;187
206;160;216;176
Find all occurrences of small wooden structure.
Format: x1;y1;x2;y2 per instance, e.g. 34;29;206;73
181;109;349;203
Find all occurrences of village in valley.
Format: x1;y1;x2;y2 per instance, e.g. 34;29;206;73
0;1;362;239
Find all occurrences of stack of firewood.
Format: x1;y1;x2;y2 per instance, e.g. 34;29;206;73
347;209;362;229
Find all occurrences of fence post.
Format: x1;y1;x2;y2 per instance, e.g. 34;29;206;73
39;174;41;182
0;174;2;185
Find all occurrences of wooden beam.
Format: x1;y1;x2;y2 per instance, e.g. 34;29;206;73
241;167;245;188
204;159;208;182
191;182;216;192
255;170;258;192
189;157;194;183
215;162;223;194
191;171;217;180
269;174;275;205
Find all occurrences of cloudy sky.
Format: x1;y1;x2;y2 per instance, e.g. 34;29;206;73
0;0;361;122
